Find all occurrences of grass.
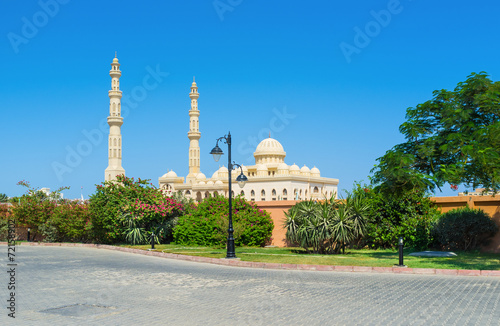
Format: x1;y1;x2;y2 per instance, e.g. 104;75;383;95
122;244;500;271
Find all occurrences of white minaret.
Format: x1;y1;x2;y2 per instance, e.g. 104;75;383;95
105;54;125;181
186;77;201;184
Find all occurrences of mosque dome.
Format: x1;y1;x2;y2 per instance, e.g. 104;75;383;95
300;165;310;176
254;137;286;165
198;181;205;185
206;180;214;185
277;163;289;175
278;163;289;170
196;173;206;180
310;167;320;177
218;166;228;173
211;171;219;179
162;170;177;178
215;180;223;185
290;163;300;175
113;57;119;63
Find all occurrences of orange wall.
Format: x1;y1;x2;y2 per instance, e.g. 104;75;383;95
257;196;500;252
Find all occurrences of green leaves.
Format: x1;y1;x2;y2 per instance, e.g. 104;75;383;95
373;72;500;194
284;191;371;254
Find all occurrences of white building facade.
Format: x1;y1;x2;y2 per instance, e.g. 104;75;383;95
159;81;339;202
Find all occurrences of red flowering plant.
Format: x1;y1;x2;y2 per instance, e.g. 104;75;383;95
88;175;184;244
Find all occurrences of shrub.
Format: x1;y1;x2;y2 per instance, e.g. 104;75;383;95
284;192;371;254
358;185;439;250
173;195;273;247
10;181;90;242
0;204;11;241
88;175;184;244
433;207;498;251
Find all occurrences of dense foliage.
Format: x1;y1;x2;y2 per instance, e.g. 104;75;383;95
0;193;8;202
433;207;498;251
360;186;440;250
10;181;91;242
372;72;500;195
284;192;370;254
173;195;274;247
88;175;184;244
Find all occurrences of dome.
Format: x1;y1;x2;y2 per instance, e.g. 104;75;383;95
290;163;300;175
310;167;320;177
253;137;286;164
256;164;268;171
211;171;219;179
278;163;289;170
196;173;206;180
300;165;310;175
218;166;228;173
162;170;177;178
198;181;205;185
215;180;223;185
255;138;285;154
113;57;119;63
206;180;214;185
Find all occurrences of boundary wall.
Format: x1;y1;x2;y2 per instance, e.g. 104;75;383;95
256;196;500;252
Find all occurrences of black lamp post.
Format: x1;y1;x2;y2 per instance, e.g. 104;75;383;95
210;132;248;259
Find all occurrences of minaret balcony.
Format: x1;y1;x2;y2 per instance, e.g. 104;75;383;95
188;131;201;139
107;116;124;126
108;90;123;97
109;71;122;77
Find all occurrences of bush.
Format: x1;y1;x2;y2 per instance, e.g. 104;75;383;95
284;191;370;254
358;185;439;250
88;175;184;244
10;181;91;242
173;195;273;247
0;204;11;241
433;207;498;251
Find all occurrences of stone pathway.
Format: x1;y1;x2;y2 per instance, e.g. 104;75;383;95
1;245;499;325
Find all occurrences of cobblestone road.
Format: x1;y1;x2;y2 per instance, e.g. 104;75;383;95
1;246;499;325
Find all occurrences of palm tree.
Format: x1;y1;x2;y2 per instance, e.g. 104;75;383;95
0;193;8;203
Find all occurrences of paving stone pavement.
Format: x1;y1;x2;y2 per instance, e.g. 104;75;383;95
1;245;499;326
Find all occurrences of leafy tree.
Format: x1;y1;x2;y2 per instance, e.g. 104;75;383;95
356;184;440;250
173;195;274;247
88;175;184;244
372;72;500;194
0;193;8;203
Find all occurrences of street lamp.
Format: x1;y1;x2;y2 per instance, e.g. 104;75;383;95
210;132;248;258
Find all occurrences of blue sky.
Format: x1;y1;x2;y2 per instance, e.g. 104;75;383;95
1;0;500;199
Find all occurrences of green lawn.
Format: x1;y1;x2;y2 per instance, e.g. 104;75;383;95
123;244;500;270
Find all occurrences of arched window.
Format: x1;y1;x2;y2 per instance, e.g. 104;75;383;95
231;191;234;197
283;189;288;196
314;186;319;193
205;191;210;198
196;192;202;202
272;189;276;196
251;190;255;197
214;191;218;196
261;190;266;201
240;190;245;196
185;190;191;196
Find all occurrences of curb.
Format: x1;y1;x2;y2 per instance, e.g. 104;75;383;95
2;242;498;277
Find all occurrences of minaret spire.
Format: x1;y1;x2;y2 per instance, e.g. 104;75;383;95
186;77;201;184
105;55;125;181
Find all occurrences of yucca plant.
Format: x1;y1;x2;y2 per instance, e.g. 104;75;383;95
284;191;371;254
122;212;147;245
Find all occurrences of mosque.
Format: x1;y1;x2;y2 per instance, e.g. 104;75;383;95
104;56;339;201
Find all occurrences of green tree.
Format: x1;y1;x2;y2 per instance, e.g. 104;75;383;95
173;195;274;247
372;72;500;194
88;175;184;244
0;193;8;203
